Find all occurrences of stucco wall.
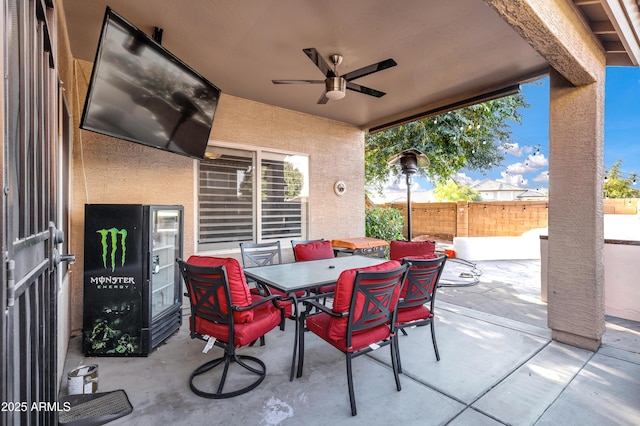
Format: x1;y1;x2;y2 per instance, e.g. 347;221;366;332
69;60;365;332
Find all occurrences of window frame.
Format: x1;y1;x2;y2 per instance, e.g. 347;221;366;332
197;141;309;252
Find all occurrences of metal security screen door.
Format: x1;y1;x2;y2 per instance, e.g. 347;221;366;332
1;0;70;424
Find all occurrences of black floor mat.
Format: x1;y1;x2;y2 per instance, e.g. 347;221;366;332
58;389;133;426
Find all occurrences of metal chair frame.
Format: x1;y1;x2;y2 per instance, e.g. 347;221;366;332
240;241;283;267
298;264;409;416
177;259;285;399
396;255;447;370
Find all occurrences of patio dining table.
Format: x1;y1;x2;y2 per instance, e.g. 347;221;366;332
244;255;387;380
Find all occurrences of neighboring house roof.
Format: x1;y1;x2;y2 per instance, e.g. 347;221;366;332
469;180;524;192
368;190;435;205
517;189;548;200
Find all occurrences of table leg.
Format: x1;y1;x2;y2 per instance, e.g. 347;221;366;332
288;294;299;381
296;301;314;378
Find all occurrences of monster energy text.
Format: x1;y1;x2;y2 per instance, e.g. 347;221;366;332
89;276;135;289
97;227;127;271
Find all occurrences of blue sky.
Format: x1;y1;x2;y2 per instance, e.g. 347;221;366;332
406;67;640;194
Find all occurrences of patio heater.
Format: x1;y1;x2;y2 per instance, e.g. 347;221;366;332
388;148;430;241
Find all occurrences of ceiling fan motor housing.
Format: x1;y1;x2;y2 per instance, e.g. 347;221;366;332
325;76;346;99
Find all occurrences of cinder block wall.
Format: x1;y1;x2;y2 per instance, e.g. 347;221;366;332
388;202;458;239
380;198;638;240
604;198;640;214
466;201;549;236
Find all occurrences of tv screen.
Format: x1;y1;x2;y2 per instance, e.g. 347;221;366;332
80;7;220;160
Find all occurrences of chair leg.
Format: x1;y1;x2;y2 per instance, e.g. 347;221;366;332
391;335;402;391
216;355;232;394
395;329;403;374
189;352;267;399
346;354;357;416
430;320;440;361
248;336;266;347
296;311;306;379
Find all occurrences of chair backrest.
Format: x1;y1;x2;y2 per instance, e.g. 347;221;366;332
389;240;436;261
327;261;408;342
177;260;235;341
178;256;254;329
399;255;447;310
240;241;282;268
291;239;334;261
291;239;324;249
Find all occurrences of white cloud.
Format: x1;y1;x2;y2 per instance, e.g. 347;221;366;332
380;171;425;193
500;142;523;156
533;170;550;183
500;143;539;157
527;153;548;168
368;173;431;204
451;172;478;186
497;170;528;187
504;153;548;175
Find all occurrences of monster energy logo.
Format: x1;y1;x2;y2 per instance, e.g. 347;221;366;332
97;228;128;272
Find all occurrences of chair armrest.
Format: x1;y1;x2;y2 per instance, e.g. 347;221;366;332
233;294;282;312
302;298;348;317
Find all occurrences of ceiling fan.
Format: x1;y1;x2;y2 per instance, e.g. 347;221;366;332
272;48;397;104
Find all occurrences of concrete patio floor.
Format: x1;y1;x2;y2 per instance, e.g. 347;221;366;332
61;259;640;425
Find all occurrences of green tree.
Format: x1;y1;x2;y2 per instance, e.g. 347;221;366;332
365;94;529;192
604;160;639;198
433;180;481;201
365;207;405;242
284;162;303;199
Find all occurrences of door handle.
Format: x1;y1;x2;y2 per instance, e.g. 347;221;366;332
53;249;76;265
60;254;76;264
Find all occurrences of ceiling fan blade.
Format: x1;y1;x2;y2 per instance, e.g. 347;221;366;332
316;91;330;104
303;48;336;78
272;79;324;84
346;81;386;98
343;58;397;82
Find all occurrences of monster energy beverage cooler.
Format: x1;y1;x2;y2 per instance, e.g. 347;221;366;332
83;204;183;356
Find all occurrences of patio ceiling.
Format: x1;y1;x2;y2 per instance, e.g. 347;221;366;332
61;0;640;131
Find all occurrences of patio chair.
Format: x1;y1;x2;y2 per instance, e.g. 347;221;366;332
389;239;437;261
297;261;409;416
395;255;447;370
240;241;283;267
177;256;285;399
291;239;334;261
291;239;336;294
240;241;299;320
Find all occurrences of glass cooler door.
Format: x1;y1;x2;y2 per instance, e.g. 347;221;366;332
150;207;182;320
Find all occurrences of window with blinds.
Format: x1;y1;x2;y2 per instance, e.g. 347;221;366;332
198;146;308;250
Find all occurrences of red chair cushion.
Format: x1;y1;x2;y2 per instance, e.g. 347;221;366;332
306;313;391;352
294;240;334;261
186;256;254;324
397;305;432;324
194;296;282;347
314;283;336;294
328;260;401;341
389;240;436;260
249;287;293;318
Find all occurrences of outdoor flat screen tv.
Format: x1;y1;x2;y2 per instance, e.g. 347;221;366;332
80;7;220;160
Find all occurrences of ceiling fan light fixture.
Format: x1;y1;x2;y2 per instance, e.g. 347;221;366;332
325;77;346;100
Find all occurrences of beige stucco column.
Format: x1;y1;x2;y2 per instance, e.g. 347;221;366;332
485;0;607;350
547;68;606;350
